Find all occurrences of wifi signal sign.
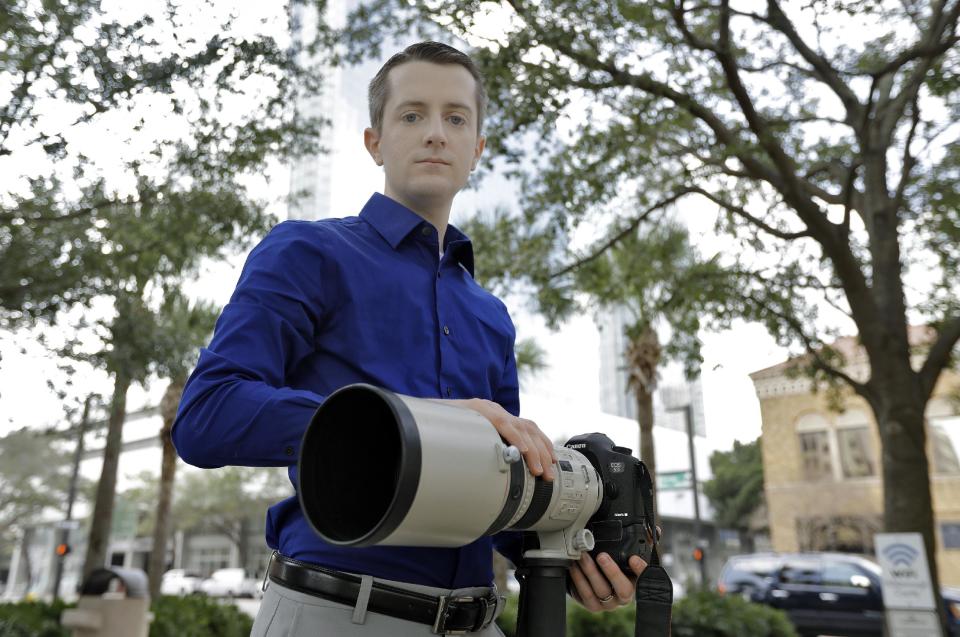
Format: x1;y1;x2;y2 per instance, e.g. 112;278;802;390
882;543;919;567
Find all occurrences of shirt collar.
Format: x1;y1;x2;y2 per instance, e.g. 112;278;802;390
359;193;475;277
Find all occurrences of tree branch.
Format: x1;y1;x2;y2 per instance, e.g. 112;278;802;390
670;0;721;53
548;189;691;280
879;1;960;142
753;292;871;398
502;0;783;189
893;91;922;215
869;1;960;78
764;0;863;125
713;1;845;241
919;316;960;401
690;186;812;240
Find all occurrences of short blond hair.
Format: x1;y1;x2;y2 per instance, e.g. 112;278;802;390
368;41;487;134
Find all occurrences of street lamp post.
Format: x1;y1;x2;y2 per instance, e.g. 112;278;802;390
667;402;707;589
52;394;93;601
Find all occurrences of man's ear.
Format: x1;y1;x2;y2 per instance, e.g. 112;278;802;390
364;127;383;166
472;134;486;171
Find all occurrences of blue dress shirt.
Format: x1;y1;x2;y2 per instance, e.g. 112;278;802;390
173;192;522;588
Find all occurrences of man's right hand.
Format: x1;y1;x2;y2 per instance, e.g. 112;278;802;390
446;398;557;481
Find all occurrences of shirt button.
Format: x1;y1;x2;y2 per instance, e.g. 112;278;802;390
421;226;431;236
446;386;452;397
285;446;294;456
443;325;450;335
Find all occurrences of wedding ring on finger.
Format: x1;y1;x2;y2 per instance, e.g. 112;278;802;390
598;594;616;604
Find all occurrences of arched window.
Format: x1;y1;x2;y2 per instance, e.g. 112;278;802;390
796;413;832;481
834;410;876;478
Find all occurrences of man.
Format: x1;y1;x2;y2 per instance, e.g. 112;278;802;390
173;41;647;636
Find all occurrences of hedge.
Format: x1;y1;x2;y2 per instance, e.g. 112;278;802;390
1;590;795;637
0;596;252;637
496;590;798;637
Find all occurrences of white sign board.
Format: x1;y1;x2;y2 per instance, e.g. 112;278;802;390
875;533;937;610
886;609;942;637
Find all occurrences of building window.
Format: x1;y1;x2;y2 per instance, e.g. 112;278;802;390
942;523;960;549
930;417;960;475
799;431;833;481
837;427;876;478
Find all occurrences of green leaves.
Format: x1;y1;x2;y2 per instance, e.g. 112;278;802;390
170;466;290;536
0;427;78;548
702;438;765;532
671;590;798;637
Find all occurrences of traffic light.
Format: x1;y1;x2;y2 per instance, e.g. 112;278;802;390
692;546;705;562
55;543;71;557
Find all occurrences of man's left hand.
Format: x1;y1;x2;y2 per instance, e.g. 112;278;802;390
568;551;647;612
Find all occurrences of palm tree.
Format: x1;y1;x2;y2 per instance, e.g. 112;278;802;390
574;219;739;516
146;294;219;599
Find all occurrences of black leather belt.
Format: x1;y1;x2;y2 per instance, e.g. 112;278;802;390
266;553;500;634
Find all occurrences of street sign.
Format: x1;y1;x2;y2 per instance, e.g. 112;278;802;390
657;470;692;490
875;533;937;610
886;610;942;637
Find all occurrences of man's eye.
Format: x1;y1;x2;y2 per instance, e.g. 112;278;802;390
402;113;419;123
449;115;466;126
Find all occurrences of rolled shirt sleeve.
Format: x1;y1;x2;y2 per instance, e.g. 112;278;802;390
172;222;327;468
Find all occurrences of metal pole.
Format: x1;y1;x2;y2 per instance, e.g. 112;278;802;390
52;394;92;600
685;403;707;588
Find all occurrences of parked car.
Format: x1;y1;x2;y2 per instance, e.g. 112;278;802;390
717;552;960;637
199;567;261;598
159;569;203;596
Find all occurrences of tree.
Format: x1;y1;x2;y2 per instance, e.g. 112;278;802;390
0;428;76;551
703;438;765;552
467;213;739;508
1;1;329;580
146;297;219;599
341;2;960;627
172;466;290;572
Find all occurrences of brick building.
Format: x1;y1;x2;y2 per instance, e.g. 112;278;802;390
750;334;960;586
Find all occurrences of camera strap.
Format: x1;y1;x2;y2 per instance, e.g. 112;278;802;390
634;465;673;636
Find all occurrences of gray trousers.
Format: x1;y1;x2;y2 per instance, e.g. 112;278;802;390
251;573;507;637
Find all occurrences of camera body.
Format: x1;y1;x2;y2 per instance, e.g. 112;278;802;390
564;433;657;571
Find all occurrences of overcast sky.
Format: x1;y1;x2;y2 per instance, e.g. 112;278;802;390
0;0;797;453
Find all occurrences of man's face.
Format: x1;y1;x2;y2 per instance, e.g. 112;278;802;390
364;61;485;213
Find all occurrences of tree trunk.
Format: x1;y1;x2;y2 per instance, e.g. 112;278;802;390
20;527;34;591
738;529;755;554
873;375;946;633
636;386;656;490
81;372;130;581
148;378;184;599
238;517;250;572
635;385;662;530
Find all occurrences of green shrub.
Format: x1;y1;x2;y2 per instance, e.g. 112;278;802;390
495;592;519;637
568;601;636;637
149;596;253;637
0;596;252;637
0;600;70;637
494;590;797;637
671;590;798;637
495;594;636;637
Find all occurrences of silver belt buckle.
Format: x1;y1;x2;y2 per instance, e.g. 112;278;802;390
432;594;477;635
